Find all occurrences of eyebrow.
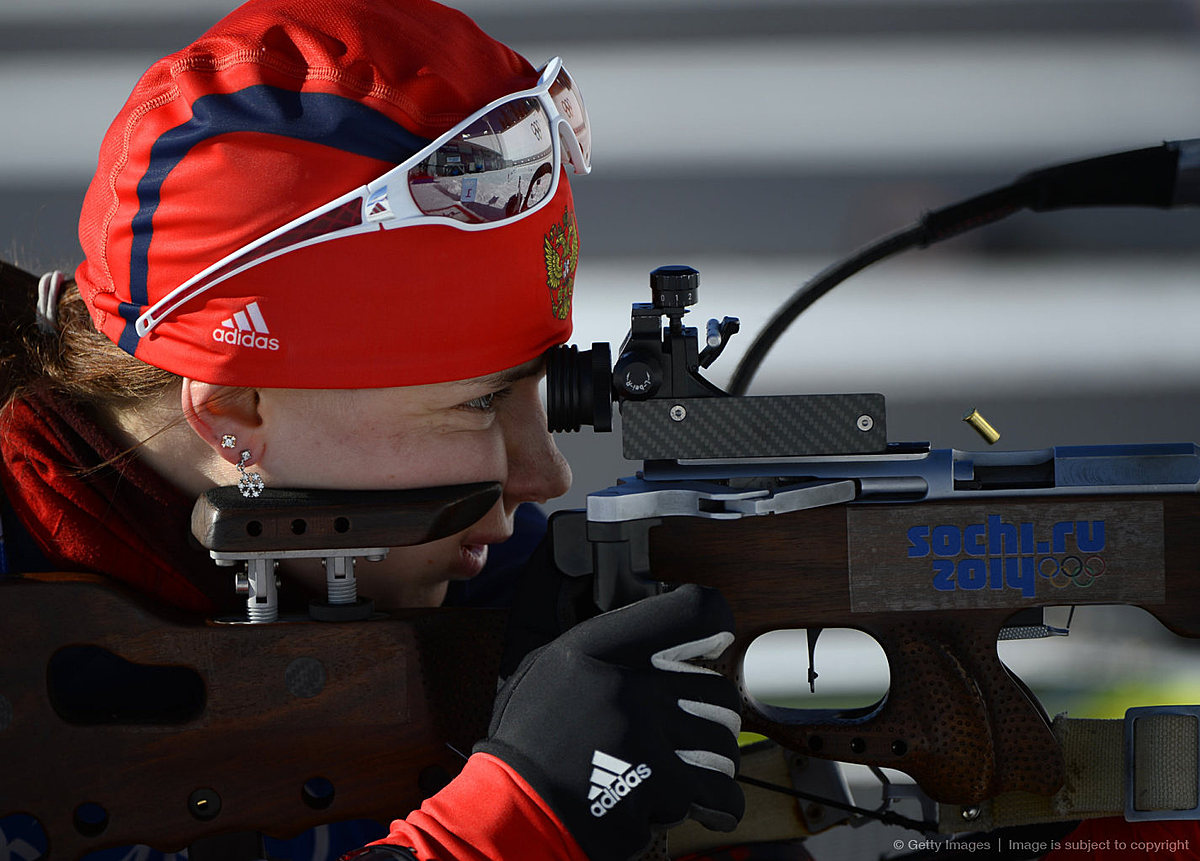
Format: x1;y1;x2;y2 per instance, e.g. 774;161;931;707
454;356;545;390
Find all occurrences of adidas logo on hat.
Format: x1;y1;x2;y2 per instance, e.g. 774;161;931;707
588;750;652;818
212;300;280;351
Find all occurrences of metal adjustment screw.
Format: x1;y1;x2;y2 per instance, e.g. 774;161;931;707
189;788;221;821
324;555;357;605
669;404;687;422
961;805;981;822
856;414;874;432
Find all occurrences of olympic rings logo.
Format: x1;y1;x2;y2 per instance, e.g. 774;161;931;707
1037;555;1107;588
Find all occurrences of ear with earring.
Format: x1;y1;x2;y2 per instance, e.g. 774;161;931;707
221;434;265;498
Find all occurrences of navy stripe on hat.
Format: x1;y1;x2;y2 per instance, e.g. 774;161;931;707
119;85;430;355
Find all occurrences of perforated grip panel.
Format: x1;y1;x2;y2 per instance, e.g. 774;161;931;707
646;507;1066;805
737;616;1065;804
620;394;887;460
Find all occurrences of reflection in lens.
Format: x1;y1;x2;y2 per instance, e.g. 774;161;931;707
550;67;591;170
408;97;555;223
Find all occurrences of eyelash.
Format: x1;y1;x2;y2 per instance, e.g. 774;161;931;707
460;388;512;412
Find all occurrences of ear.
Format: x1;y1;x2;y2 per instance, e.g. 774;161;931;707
180;378;263;465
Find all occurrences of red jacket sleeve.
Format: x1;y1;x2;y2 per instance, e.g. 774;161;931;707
370;753;590;861
1044;818;1200;860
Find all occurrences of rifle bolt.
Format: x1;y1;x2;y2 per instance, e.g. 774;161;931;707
856;414;874;432
961;805;981;822
962;408;1001;444
669;404;687;422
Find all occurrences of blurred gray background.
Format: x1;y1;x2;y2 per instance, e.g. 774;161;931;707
3;1;1200;857
4;0;1200;507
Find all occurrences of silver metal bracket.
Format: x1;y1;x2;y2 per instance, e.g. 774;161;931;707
998;606;1073;640
586;477;857;523
790;752;854;832
211;546;388;624
865;765;939;830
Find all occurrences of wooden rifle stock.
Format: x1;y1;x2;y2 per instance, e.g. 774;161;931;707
644;493;1200;806
1;480;511;857
0;574;506;858
9;483;1200;853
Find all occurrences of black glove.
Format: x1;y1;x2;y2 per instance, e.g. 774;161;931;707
474;584;744;860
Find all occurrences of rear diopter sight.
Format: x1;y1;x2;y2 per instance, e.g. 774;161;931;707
545;341;613;432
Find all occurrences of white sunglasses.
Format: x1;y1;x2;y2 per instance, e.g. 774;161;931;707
136;57;591;337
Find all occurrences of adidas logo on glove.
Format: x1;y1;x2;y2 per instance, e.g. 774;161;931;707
588;750;652;818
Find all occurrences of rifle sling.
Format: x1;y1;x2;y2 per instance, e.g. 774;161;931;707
939;712;1200;832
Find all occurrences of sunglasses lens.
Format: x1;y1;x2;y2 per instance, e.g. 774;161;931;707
408;97;558;224
550;66;591;172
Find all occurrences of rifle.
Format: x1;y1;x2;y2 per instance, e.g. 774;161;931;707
541;138;1200;840
3;138;1198;858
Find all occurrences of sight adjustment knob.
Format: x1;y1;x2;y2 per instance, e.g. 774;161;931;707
649;265;699;310
612;354;662;400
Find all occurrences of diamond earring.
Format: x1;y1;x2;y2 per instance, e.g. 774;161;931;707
237;450;265;498
220;434;237;449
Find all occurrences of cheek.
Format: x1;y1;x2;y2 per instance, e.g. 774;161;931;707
500;380;551;434
262;398;510;491
363;534;471;590
352;427;509;489
374;539;454;572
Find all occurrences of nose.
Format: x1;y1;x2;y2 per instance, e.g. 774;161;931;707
502;385;572;509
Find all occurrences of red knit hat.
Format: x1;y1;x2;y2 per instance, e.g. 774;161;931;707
75;0;580;388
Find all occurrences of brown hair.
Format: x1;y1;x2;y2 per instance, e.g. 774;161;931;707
0;259;179;413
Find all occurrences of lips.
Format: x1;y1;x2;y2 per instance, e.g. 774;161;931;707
454;525;512;578
458;543;489;577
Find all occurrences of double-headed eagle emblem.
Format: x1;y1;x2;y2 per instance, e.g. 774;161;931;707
544;207;579;321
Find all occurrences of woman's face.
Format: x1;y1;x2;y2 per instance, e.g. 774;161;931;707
253;357;571;608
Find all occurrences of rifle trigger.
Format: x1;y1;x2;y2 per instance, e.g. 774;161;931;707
807;627;822;693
